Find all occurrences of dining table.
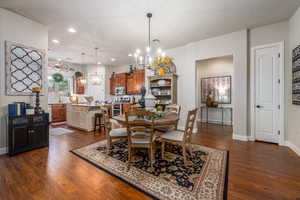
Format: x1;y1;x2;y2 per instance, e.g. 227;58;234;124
112;112;180;151
112;112;179;128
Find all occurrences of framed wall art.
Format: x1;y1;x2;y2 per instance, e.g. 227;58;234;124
5;41;46;96
292;45;300;105
201;75;232;104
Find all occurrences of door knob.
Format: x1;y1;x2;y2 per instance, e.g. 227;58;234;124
256;105;262;108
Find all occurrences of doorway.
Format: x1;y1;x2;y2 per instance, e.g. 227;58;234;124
196;55;234;129
251;42;285;145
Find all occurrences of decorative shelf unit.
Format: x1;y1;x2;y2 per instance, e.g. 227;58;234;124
149;74;177;105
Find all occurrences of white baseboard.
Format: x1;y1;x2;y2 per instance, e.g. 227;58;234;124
285;141;300;156
51;121;66;126
232;133;251;141
0;147;8;155
198;119;233;126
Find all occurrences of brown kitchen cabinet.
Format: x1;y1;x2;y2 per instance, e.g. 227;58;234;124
110;73;127;95
134;70;145;94
122;103;132;114
126;73;135;94
110;70;145;95
51;104;66;123
126;70;145;94
74;77;85;95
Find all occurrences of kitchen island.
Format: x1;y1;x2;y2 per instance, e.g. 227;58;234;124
66;104;111;132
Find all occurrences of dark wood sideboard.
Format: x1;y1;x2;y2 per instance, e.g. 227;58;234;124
8;114;49;156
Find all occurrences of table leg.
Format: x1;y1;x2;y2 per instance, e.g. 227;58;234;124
200;107;202;127
222;108;224;126
231;108;233;126
206;107;208;124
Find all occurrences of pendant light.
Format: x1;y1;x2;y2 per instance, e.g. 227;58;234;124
91;48;102;85
80;52;87;84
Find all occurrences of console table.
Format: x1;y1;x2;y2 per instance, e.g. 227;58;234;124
200;106;232;126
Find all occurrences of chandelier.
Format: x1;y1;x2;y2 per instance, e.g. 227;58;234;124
90;48;103;85
129;13;166;68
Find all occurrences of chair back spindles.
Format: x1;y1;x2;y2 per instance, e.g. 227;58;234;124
164;104;181;130
125;108;156;146
183;108;198;142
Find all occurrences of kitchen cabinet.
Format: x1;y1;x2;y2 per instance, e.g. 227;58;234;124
110;70;145;95
74;77;85;94
126;70;145;94
133;70;145;94
122;103;132;114
66;104;107;132
8;114;49;156
51;104;66;123
126;74;135;94
110;73;127;95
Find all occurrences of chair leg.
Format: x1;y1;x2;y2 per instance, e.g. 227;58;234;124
106;137;112;154
188;143;193;155
150;145;154;171
94;117;97;135
127;147;132;171
182;144;187;167
161;141;165;160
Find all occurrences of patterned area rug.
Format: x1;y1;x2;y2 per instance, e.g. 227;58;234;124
71;140;228;200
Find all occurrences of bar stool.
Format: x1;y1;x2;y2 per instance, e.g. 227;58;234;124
94;113;105;135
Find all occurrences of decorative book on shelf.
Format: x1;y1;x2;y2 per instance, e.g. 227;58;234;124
149;74;177;105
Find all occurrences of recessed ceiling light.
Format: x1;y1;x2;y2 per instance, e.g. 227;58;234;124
111;58;116;62
97;61;101;65
136;49;141;54
68;27;77;33
146;46;151;53
157;48;162;54
52;39;60;44
128;53;132;57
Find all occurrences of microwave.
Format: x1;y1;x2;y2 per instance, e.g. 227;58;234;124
115;87;126;95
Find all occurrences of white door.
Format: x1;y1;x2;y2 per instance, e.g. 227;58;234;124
254;45;281;144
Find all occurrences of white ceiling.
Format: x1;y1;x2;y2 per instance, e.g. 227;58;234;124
1;0;300;66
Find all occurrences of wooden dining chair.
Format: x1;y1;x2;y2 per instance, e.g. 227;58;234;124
156;104;181;132
103;107;128;154
160;108;198;166
125;108;157;171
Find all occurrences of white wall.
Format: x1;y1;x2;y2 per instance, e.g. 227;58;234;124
166;30;248;137
196;56;234;125
0;8;48;151
287;7;300;153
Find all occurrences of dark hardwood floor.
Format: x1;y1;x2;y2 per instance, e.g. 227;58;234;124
0;123;300;200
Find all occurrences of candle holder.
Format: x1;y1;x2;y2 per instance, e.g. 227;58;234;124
32;87;42;114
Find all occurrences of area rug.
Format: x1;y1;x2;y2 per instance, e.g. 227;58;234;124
71;140;228;200
50;128;74;136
